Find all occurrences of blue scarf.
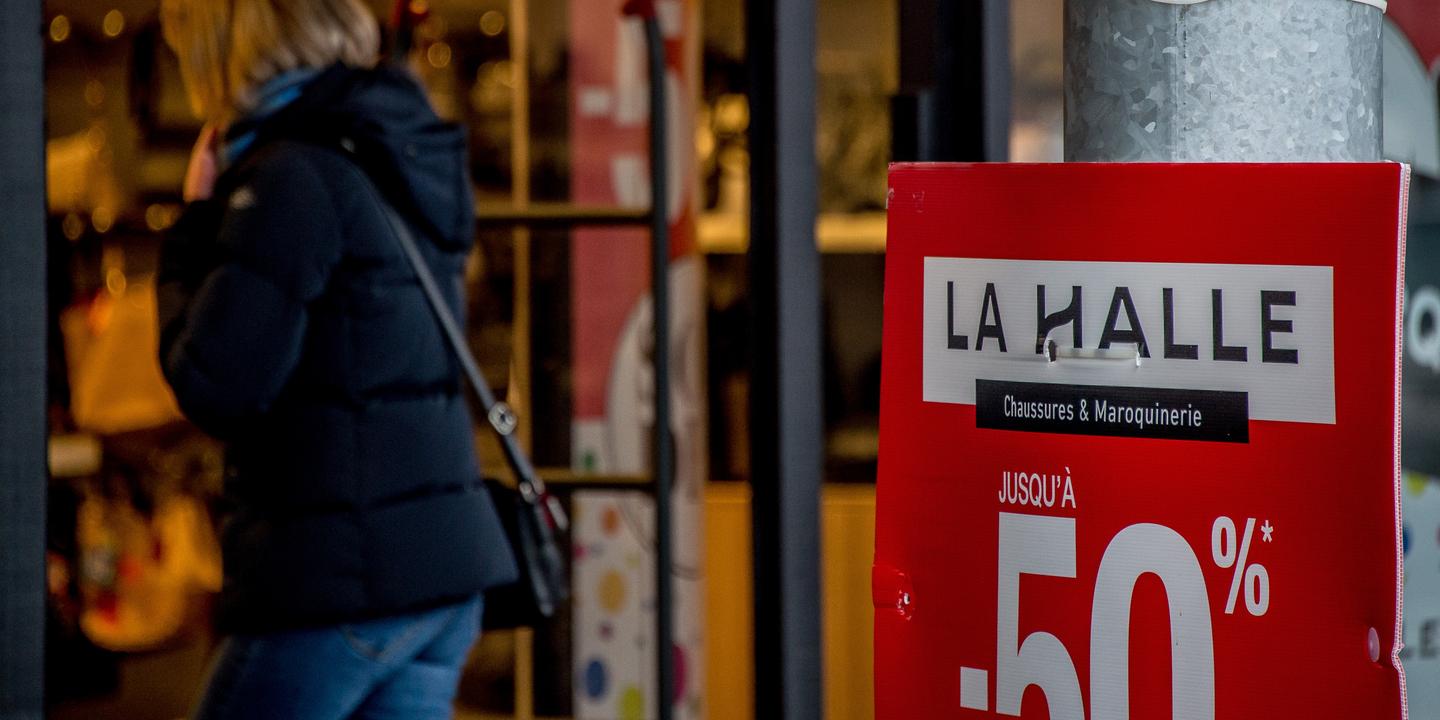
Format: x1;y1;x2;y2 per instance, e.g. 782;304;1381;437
222;67;322;167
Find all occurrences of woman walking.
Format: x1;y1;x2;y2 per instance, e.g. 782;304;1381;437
157;1;515;717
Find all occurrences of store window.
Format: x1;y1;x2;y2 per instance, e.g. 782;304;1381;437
700;0;897;483
39;1;1047;716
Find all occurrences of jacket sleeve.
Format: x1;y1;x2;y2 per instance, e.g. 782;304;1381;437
158;151;344;438
157;198;223;355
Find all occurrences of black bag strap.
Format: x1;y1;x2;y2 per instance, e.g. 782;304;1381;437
372;195;567;529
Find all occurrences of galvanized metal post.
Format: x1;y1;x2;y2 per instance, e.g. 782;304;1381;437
0;2;47;718
746;0;824;717
1065;0;1385;162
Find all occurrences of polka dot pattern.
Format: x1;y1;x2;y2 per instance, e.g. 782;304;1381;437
599;570;627;613
584;658;608;699
673;643;688;700
619;685;645;720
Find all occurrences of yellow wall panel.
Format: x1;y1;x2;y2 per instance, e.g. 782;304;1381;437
704;483;875;720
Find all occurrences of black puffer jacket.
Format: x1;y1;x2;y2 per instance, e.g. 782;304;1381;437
158;63;516;632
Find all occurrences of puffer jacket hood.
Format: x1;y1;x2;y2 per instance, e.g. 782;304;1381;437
226;62;475;251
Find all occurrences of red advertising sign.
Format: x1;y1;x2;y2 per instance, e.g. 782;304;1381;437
875;163;1411;719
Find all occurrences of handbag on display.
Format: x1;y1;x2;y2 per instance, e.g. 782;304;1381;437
76;487;222;652
60;275;183;435
371;187;571;630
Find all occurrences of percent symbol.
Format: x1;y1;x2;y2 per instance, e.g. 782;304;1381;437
1210;516;1271;616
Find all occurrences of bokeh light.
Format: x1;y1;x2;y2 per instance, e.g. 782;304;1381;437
480;10;506;37
49;15;70;43
102;9;125;38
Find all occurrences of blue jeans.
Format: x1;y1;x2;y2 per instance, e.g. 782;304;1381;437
193;595;482;720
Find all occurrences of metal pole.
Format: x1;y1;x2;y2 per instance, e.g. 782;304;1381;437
746;0;823;717
1065;0;1384;162
0;2;47;718
641;12;675;720
507;3;537;715
935;0;1012;162
895;0;1011;162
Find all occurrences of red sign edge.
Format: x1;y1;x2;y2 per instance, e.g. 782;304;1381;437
1396;162;1414;720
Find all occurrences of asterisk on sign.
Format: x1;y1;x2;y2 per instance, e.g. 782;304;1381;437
1260;519;1274;543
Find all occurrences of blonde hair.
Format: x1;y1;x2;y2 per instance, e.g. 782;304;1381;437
161;0;380;126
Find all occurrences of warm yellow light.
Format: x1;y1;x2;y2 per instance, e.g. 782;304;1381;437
418;15;447;40
696;124;716;160
145;204;175;232
62;213;85;241
479;10;506;36
715;94;750;134
85;124;107;152
50;15;71;43
92;207;114;234
105;267;127;296
408;0;429;16
102;9;125;37
85;79;106;109
426;41;452;69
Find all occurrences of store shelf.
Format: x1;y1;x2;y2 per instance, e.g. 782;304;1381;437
698;211;887;254
475;202;650;228
534;468;652;489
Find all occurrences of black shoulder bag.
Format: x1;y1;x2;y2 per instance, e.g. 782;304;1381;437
375;198;570;630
